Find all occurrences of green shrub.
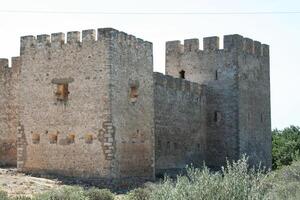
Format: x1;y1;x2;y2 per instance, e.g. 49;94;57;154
11;196;32;200
125;156;271;200
33;186;87;200
266;160;300;199
272;126;300;169
84;188;114;200
0;190;9;200
126;187;151;200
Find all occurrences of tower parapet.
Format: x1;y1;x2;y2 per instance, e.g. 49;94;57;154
165;34;271;169
166;34;269;57
20;28;152;56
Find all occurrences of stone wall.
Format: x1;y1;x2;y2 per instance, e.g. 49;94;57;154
0;27;271;179
237;39;271;168
107;29;155;179
18;29;113;178
17;28;155;181
154;72;207;175
165;35;271;168
0;58;20;167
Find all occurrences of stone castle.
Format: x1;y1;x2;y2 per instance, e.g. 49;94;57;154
0;28;271;182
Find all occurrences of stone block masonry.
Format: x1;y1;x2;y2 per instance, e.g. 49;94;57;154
0;57;20;167
166;34;271;168
0;28;271;182
154;72;207;175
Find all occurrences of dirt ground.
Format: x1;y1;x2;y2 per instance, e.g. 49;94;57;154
0;168;63;197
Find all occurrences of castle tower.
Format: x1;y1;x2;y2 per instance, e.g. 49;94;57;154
165;35;271;168
17;28;155;181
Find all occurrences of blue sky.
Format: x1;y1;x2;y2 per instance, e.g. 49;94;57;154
0;0;299;129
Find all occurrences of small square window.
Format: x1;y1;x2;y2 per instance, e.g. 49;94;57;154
55;83;69;101
32;133;40;144
85;134;93;144
49;133;58;144
67;134;75;144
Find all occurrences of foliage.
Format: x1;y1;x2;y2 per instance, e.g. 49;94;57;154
126;156;273;200
84;188;114;200
0;186;115;200
11;197;32;200
272;125;300;169
265;160;300;199
33;186;88;200
125;187;152;200
126;158;300;200
0;190;9;200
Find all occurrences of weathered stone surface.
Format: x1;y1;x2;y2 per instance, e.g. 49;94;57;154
154;72;207;175
0;57;20;167
0;28;271;182
165;35;271;168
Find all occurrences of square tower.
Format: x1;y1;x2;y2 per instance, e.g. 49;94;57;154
165;35;271;168
17;28;155;181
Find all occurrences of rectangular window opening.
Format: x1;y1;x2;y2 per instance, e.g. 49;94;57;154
55;83;69;101
130;86;138;103
214;111;222;123
179;70;185;79
67;134;75;144
32;133;40;144
49;134;58;144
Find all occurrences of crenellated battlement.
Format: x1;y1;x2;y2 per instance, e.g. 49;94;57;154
0;58;9;69
166;35;269;57
154;72;206;96
20;28;152;55
0;57;21;74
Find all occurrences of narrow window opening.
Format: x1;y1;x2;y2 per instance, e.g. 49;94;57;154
49;133;58;144
197;143;200;151
261;113;263;123
215;70;218;80
85;134;93;144
55;83;69;102
158;140;161;150
179;70;185;79
214;111;221;123
167;141;170;151
174;142;178;150
67;134;75;144
32;133;40;144
130;86;138;103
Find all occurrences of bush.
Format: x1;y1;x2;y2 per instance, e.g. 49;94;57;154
84;188;114;200
272;126;300;169
33;186;87;200
266;160;300;199
11;197;32;200
0;190;9;200
125;156;271;200
126;187;151;200
124;157;300;200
